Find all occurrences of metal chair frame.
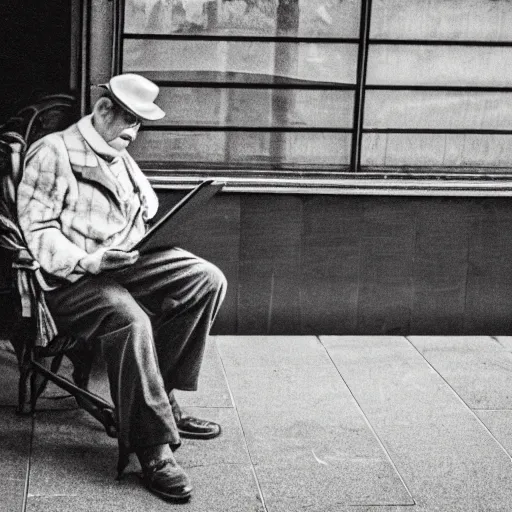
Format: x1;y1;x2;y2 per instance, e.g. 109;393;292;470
0;95;117;440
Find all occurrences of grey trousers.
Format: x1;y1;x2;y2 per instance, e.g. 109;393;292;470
45;248;227;451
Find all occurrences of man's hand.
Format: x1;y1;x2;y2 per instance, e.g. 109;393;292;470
79;248;139;274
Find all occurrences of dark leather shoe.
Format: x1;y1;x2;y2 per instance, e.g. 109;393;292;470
142;458;193;502
176;416;222;440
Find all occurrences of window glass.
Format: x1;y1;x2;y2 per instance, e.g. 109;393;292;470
130;131;352;168
118;0;512;179
363;2;512;172
125;0;361;38
364;91;512;130
148;87;354;128
367;45;512;87
361;134;512;169
371;0;512;41
123;40;359;85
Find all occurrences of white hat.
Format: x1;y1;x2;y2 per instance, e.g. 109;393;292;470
100;73;165;121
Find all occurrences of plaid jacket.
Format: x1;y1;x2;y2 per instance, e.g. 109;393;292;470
17;118;158;284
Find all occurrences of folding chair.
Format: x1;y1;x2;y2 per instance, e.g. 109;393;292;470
0;96;118;445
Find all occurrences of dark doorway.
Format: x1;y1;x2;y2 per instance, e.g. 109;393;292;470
0;0;72;123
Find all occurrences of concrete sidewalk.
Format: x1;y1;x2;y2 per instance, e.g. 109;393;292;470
2;335;512;512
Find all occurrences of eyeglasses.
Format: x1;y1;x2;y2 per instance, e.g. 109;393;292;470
111;100;142;127
119;108;142;127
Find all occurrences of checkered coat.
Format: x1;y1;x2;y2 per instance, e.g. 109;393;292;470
17;122;158;284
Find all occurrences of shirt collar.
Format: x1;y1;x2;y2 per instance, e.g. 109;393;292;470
77;114;121;162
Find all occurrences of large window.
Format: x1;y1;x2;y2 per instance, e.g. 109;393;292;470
116;0;512;190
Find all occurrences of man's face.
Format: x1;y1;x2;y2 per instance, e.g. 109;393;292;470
104;106;142;151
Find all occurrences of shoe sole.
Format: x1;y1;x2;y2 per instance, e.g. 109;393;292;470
149;485;193;502
178;425;222;440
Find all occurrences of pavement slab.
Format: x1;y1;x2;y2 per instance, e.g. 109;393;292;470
25;464;264;512
322;335;512;511
28;408;119;496
216;335;332;368
173;406;251;468
475;409;512;456
255;459;414;512
0;407;32;512
28;404;258;511
408;336;512;409
7;334;512;511
218;336;413;510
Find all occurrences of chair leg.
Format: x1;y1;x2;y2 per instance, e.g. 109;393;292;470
15;348;46;416
27;359;50;414
12;321;34;415
29;368;51;414
16;364;32;415
30;368;38;414
116;441;130;480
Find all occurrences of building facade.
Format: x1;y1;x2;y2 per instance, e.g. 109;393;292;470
2;0;512;336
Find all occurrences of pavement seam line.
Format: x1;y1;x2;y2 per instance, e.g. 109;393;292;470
472;408;512;411
215;336;269;512
405;335;512;461
317;335;417;506
21;414;35;512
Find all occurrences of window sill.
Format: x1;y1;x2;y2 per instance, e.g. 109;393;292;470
144;169;512;197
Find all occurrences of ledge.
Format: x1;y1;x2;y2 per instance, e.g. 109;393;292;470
144;170;512;197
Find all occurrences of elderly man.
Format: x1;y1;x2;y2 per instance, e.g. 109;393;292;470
17;73;227;502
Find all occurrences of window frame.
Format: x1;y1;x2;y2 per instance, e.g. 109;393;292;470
109;0;512;196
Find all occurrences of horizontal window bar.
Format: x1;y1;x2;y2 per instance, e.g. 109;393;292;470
123;33;360;44
366;86;512;93
151;81;356;90
143;84;512;93
363;128;512;135
141;162;351;174
140;125;353;133
138;127;511;135
124;34;512;47
369;39;512;47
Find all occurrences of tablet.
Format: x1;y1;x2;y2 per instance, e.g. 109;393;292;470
132;179;225;252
